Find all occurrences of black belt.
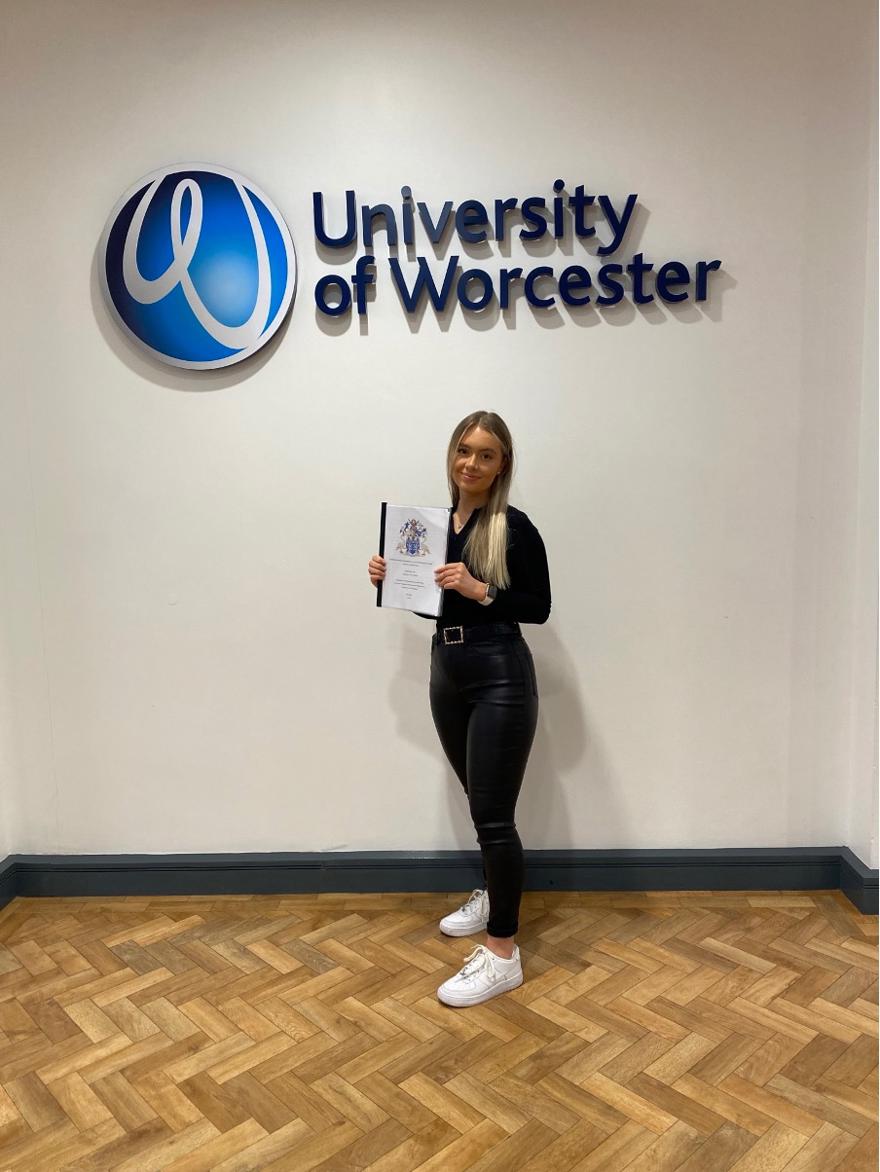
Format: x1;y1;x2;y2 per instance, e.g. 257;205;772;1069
432;621;521;647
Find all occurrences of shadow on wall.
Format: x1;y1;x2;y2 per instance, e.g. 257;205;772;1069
384;618;628;856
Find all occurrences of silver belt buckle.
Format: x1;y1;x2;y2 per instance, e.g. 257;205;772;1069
443;626;464;645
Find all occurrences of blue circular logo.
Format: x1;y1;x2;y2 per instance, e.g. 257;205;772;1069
101;164;296;369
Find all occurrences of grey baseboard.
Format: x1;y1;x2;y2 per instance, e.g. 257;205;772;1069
839;846;879;915
0;856;16;912
0;847;875;916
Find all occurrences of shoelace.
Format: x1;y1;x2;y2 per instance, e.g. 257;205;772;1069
458;945;493;980
460;888;485;913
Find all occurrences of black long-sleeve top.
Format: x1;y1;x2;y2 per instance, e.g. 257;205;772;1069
416;505;551;627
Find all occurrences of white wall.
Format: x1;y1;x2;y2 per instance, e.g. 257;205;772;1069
845;86;879;870
0;0;876;865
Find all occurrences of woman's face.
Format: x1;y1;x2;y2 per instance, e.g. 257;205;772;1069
453;426;506;497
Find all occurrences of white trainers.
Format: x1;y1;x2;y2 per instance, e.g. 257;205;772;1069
439;888;489;936
437;943;523;1007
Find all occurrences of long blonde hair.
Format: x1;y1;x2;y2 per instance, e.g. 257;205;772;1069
446;411;514;589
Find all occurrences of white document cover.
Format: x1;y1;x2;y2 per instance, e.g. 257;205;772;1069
377;503;451;616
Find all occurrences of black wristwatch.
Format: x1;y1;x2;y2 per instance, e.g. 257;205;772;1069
478;584;498;606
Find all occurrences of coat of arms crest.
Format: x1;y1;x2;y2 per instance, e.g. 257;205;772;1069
396;518;430;557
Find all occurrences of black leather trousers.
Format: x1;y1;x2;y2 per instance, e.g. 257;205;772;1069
429;626;539;937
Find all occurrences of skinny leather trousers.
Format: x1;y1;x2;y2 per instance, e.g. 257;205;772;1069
429;626;539;937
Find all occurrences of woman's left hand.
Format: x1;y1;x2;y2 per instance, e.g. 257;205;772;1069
435;562;485;600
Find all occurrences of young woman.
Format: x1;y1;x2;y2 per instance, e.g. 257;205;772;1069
368;411;551;1007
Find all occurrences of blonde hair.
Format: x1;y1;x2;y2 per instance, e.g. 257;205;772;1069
446;411;514;589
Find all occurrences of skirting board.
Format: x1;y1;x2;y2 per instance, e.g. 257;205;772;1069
0;847;876;915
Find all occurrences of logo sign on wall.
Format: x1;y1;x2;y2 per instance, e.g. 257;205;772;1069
100;164;296;369
312;183;721;319
102;163;723;368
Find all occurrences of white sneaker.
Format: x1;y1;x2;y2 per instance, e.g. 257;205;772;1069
439;888;489;936
437;943;523;1007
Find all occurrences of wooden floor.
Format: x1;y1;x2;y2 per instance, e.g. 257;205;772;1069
0;890;876;1171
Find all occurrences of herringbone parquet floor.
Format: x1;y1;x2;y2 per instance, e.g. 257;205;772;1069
0;889;876;1171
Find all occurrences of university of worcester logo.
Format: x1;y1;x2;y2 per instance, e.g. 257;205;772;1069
100;164;296;369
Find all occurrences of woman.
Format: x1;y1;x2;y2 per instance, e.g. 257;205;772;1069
368;411;551;1007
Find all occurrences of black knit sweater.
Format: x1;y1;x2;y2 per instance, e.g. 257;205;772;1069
416;505;551;627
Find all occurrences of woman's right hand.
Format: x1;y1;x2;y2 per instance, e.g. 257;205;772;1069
368;553;386;586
